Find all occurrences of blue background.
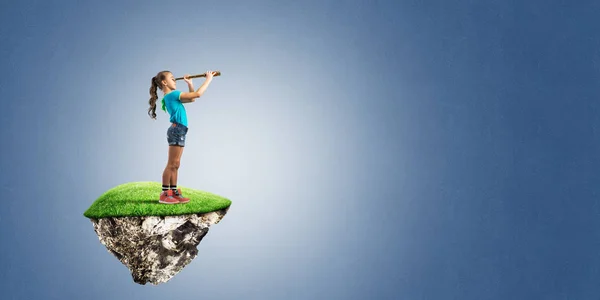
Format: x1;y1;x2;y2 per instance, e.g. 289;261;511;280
1;0;600;299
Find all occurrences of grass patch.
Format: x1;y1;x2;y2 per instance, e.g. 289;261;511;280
83;181;232;219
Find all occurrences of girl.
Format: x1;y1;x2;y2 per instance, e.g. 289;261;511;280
148;70;216;204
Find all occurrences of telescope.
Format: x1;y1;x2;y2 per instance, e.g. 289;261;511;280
175;71;221;81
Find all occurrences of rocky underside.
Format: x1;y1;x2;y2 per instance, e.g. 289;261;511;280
89;208;228;285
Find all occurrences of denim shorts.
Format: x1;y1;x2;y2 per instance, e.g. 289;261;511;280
167;123;188;147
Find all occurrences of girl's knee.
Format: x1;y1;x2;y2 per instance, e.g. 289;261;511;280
169;160;180;170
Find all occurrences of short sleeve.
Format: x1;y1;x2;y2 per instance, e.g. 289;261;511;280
173;90;182;102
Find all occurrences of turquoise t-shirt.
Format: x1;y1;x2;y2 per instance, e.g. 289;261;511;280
161;90;188;127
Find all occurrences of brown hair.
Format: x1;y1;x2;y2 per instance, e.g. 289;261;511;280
148;70;170;119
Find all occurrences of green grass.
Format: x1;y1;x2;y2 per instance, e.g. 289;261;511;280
83;181;232;219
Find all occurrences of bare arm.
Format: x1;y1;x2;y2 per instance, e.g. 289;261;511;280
179;72;215;103
182;75;195;97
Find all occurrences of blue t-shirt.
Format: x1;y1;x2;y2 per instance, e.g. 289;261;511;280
162;90;188;127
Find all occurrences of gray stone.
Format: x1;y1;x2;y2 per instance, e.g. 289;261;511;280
89;207;228;285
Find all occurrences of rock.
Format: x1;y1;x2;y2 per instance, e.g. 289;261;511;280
89;207;229;285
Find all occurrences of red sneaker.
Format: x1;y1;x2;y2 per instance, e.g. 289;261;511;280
159;190;179;204
172;188;190;203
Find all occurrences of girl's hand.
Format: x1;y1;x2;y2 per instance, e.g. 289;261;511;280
183;74;193;85
205;70;215;80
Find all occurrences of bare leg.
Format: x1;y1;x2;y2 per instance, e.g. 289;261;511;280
162;145;182;187
170;146;184;187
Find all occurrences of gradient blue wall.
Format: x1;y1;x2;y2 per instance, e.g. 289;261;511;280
1;0;600;299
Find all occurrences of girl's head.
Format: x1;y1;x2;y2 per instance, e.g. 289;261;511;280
148;70;176;119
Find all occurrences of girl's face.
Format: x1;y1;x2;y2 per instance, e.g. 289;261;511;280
162;72;177;91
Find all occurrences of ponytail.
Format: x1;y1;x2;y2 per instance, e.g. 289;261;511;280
148;77;159;119
147;70;171;119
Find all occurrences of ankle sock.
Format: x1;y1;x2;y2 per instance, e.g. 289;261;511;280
162;185;169;192
171;185;178;194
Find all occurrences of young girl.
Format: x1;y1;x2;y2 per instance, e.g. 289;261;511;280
148;70;216;204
